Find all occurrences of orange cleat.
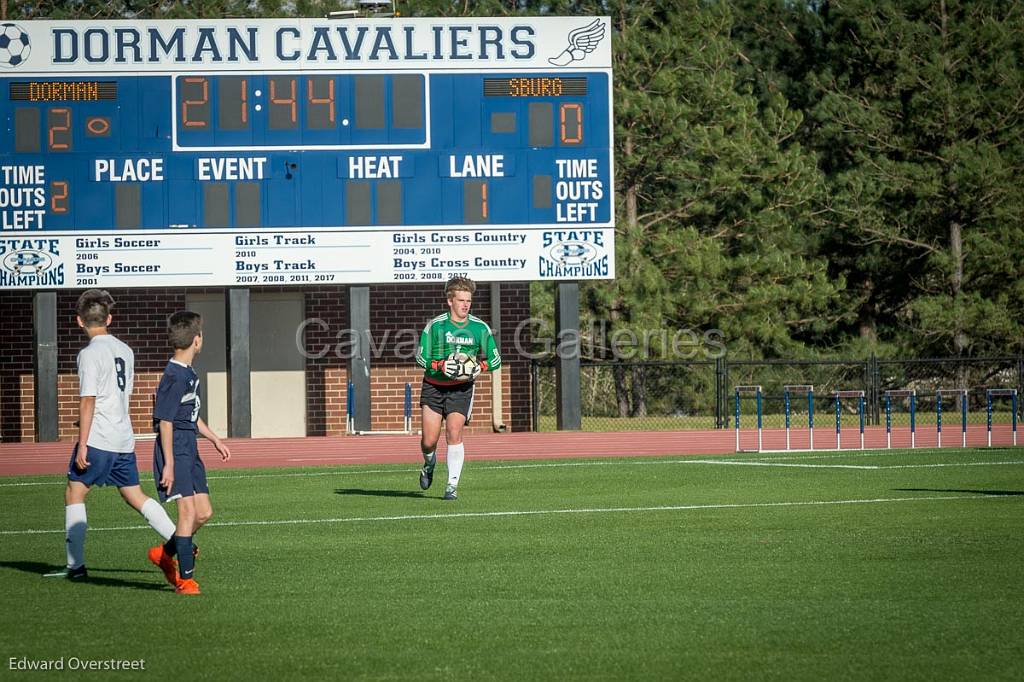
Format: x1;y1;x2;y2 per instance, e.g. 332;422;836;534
175;578;201;595
148;545;178;587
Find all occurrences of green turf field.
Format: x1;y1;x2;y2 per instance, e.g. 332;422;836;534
2;448;1023;680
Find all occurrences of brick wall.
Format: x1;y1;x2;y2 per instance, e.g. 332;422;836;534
6;287;200;442
303;286;349;436
502;282;532;432
0;290;33;442
0;283;533;442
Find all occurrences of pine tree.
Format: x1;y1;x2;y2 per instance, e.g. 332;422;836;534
809;0;1024;357
581;1;841;413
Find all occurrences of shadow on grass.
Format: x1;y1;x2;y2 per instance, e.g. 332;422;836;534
894;488;1024;497
334;488;426;499
0;560;168;591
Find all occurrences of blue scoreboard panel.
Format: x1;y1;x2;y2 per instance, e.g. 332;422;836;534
0;17;614;289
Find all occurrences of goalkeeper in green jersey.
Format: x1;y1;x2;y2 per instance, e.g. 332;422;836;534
415;276;502;500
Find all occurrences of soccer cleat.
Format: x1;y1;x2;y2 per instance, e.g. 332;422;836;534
65;565;88;580
443;484;458;501
43;566;86;579
175;578;201;595
148;545;178;586
419;454;436;490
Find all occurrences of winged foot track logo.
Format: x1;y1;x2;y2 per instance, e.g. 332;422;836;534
548;19;605;67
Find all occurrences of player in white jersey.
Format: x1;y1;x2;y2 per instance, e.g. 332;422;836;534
58;290;177;581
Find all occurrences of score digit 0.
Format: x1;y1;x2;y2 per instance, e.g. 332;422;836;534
560;103;582;145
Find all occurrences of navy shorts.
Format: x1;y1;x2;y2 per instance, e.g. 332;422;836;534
420;380;475;423
67;445;140;488
153;430;209;503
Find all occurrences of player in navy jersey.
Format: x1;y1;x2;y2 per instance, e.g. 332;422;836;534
59;290;177;581
148;311;230;595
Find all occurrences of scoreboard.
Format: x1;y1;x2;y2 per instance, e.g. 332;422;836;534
0;17;614;289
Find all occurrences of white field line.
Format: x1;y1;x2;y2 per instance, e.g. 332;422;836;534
0;494;1014;536
873;461;1024;469
688;460;879;469
0;458;689;487
2;457;1023;489
0;468;410;487
687;459;1024;470
286;457;377;462
0;481;67;487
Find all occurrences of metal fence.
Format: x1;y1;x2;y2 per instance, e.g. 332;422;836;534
532;360;719;432
531;356;1024;432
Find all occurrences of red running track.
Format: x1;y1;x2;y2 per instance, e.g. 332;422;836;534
0;430;738;477
1;425;1015;478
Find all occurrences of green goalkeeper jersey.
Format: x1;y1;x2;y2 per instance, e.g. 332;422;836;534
417;313;502;385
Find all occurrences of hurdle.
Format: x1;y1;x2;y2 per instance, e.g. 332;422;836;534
884;389;916;449
935;389;968;448
734;385;763;452
986;388;1018;447
833;390;865;450
783;384;814;451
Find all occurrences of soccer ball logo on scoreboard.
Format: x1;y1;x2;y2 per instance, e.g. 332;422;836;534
0;24;30;68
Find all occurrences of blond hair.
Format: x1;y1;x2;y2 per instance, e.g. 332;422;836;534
445;276;476;298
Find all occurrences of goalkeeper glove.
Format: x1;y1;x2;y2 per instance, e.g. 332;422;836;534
443;357;461;378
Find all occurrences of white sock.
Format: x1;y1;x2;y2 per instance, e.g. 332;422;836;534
446;443;465;487
140;497;175;541
423;449;436;466
65;503;87;569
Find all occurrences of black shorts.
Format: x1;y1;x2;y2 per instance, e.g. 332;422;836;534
420;380;475;423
